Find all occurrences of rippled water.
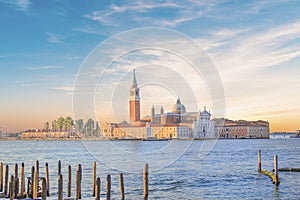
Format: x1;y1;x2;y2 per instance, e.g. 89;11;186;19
0;139;299;199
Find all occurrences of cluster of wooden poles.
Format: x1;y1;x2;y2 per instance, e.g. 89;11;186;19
0;161;149;200
257;150;280;186
258;149;300;186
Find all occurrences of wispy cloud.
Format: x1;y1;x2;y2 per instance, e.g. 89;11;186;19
46;32;63;44
53;86;74;95
72;26;108;36
8;0;31;11
84;0;223;27
29;65;63;70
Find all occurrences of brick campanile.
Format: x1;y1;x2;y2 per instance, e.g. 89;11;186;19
129;69;140;123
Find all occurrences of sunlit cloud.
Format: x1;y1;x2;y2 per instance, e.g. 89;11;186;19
53;86;74;96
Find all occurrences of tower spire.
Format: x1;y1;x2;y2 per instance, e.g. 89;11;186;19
132;69;138;88
129;69;140;124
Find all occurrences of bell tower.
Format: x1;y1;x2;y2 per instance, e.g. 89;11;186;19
129;69;140;124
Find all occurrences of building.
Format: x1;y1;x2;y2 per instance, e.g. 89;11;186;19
214;119;270;139
100;69;270;139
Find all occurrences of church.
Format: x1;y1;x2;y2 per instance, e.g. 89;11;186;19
101;69;213;139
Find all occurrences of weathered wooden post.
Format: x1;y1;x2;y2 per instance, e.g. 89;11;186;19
14;163;19;197
106;174;111;200
4;165;9;196
68;165;71;197
0;162;3;192
45;163;50;196
75;169;81;199
33;170;38;199
92;161;96;196
30;166;35;198
143;163;149;200
9;175;14;200
41;177;47;200
119;173;124;200
274;155;279;185
20;163;25;198
58;174;63;200
258;149;261;172
78;164;82;199
58;160;61;176
36;160;39;180
95;177;100;200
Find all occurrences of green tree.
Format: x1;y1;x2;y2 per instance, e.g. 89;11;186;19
64;116;73;131
44;122;49;132
56;117;65;132
52;120;56;131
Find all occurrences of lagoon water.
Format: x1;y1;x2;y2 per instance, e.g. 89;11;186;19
0;139;300;199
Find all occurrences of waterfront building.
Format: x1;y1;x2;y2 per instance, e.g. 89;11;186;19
214;119;270;139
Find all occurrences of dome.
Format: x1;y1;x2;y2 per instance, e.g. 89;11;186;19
171;97;186;114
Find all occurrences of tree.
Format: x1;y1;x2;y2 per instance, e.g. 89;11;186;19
84;118;94;136
64;116;73;131
56;117;65;132
44;122;49;132
75;119;84;133
95;121;100;136
52;120;56;131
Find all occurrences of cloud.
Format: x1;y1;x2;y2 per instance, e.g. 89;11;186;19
84;0;226;27
29;65;63;70
8;0;31;11
72;26;108;36
197;20;300;73
46;32;63;44
53;86;74;95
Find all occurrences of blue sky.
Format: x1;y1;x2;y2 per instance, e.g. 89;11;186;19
0;0;300;132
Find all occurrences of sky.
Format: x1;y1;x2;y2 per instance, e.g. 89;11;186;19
0;0;300;132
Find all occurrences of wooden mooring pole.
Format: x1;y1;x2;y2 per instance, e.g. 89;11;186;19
58;174;63;200
274;155;279;185
95;177;101;200
4;165;9;196
76;167;82;199
258;149;261;172
144;163;149;200
92;161;96;197
78;164;82;199
58;160;61;176
0;162;3;192
36;160;39;181
106;174;111;200
33;170;38;199
9;175;14;200
20;162;25;198
41;177;47;200
14;163;19;197
68;165;71;197
45;162;50;196
119;173;125;200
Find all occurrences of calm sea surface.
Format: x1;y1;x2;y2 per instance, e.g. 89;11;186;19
0;139;300;199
